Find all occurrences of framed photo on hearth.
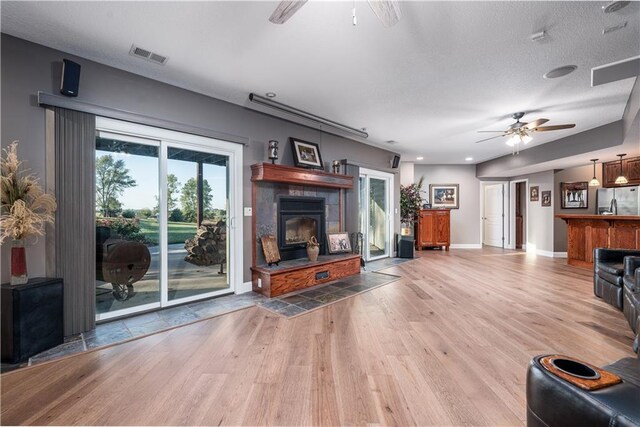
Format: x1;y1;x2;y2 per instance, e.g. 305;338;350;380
541;191;552;207
290;138;324;170
530;186;539;202
327;232;352;254
429;184;459;209
560;181;588;209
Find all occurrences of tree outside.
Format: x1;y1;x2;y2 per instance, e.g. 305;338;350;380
96;155;136;217
180;178;213;222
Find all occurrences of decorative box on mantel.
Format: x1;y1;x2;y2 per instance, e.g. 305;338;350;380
251;163;357;296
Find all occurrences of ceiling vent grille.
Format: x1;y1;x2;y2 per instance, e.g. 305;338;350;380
129;44;169;65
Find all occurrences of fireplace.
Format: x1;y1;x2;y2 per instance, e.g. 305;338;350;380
277;196;326;261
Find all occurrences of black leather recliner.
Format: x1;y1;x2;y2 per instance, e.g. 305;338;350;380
594;249;640;310
527;354;640;427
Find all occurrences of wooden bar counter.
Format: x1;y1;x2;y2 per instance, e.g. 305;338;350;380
557;214;640;268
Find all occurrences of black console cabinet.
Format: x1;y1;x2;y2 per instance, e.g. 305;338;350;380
1;278;64;363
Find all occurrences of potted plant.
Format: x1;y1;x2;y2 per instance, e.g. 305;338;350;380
400;176;425;236
306;235;320;262
1;142;57;285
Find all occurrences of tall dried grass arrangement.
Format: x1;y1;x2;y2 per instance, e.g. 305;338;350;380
0;142;57;243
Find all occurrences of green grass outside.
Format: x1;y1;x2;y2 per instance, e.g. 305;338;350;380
139;219;197;245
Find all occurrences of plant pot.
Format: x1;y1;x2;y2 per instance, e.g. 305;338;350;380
307;245;319;262
11;239;28;285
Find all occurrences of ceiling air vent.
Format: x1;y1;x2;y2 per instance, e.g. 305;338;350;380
129;44;169;65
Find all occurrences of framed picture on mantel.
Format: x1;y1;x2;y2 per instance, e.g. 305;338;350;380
290;138;324;170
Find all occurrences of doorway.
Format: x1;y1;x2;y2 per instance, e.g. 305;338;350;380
515;182;526;249
94;117;243;321
482;183;504;248
359;168;394;261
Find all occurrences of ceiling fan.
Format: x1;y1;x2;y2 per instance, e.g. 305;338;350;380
269;0;402;27
475;112;576;153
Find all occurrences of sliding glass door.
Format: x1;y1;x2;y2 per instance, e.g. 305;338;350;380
95;118;242;321
359;168;394;261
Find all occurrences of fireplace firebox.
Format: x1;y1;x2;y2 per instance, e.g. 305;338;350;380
277;196;326;261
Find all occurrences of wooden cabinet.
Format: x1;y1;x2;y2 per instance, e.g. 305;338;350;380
416;209;450;251
602;156;640;187
1;278;64;363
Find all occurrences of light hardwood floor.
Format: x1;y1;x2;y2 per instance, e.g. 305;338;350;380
1;248;635;426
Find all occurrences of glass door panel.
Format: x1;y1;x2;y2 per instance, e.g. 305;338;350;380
359;169;393;261
95;134;161;319
369;177;388;258
166;146;230;301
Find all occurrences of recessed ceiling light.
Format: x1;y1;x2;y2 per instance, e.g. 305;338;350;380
465;157;473;161
416;156;424;160
265;92;276;98
543;65;578;79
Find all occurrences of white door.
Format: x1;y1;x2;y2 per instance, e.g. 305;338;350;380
359;168;394;261
483;184;504;248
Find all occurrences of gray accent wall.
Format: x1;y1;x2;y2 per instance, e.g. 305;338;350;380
413;165;481;246
0;34;399;284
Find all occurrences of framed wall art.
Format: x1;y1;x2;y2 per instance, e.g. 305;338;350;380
429;184;459;209
327;232;352;254
541;191;552;207
530;186;539;202
290;138;324;170
560;181;588;209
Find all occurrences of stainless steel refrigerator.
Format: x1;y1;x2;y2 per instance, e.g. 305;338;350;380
596;186;640;215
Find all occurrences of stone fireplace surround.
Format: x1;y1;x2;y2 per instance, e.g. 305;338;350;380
254;182;340;266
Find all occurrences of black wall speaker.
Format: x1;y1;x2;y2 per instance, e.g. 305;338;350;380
60;59;81;97
391;155;401;169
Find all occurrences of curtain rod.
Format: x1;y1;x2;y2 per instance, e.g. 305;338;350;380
38;92;249;146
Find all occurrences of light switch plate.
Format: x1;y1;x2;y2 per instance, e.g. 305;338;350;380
244;207;253;216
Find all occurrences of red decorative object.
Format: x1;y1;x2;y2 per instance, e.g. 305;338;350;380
10;240;28;285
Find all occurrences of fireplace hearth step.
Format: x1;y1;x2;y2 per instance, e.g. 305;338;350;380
251;253;361;298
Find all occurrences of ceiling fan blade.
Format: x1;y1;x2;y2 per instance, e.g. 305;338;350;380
367;0;402;27
475;134;507;143
533;124;576;132
524;118;549;129
269;0;308;24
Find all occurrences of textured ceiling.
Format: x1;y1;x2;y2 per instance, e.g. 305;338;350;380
2;1;639;164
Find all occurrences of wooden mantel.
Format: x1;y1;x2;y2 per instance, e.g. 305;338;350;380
251;163;353;189
556;214;640;268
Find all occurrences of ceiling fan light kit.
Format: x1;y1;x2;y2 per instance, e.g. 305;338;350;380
269;0;401;27
475;112;576;154
589;159;600;187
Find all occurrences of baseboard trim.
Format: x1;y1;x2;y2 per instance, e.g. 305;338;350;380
236;281;253;294
450;244;483;249
532;250;568;258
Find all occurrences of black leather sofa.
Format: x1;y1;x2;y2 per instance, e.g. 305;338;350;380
594;249;640;310
527;354;640;427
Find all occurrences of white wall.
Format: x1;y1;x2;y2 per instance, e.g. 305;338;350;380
399;162;414;186
414;165;481;247
513;170;555;255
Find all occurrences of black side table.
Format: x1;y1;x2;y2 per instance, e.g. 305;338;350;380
1;278;64;363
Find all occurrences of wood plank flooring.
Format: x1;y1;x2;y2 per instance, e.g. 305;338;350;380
1;248;635;426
